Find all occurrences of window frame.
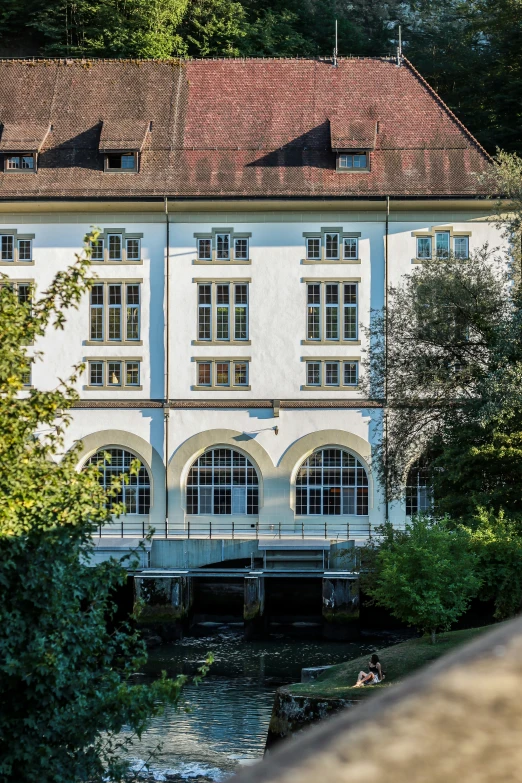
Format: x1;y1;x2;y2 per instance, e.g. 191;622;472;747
87;280;143;345
84;447;151;515
4;153;37;173
193;228;252;264
0;230;35;265
89;229;143;264
336;152;370;171
84;357;143;390
194;279;251;345
303;228;361;263
193;357;252;390
104;152;138;173
186;447;259;517
295;447;369;516
304;279;360;344
303;358;359;390
412;226;471;263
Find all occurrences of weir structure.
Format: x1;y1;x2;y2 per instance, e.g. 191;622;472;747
132;538;360;640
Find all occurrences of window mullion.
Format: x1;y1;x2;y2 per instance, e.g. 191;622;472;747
211;282;217;342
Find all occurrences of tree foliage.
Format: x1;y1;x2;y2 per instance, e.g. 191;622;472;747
365;518;481;642
0;233;189;783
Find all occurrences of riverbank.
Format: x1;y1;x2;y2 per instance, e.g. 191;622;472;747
266;625;494;746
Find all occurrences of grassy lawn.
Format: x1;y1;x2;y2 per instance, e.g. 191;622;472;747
288;625;494;700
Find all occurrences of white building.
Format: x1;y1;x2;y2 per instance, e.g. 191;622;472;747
0;57;499;543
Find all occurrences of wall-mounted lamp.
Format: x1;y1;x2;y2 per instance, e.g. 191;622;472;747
273;426;279;435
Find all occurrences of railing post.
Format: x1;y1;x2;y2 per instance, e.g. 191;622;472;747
121;516;124;538
142;519;145;538
232;518;235;540
324;519;327;539
210;517;212;540
302;518;304;539
347;522;349;541
278;521;281;539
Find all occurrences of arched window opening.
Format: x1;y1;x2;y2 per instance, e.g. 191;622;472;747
296;448;368;516
406;460;432;516
187;448;259;515
85;447;151;515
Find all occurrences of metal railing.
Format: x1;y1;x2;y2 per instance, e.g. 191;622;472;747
97;518;371;540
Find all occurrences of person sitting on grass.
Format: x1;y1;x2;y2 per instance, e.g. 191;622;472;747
354;654;385;687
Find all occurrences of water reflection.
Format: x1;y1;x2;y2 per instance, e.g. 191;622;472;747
122;630;376;781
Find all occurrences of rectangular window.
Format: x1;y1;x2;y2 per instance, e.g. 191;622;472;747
307;362;321;386
126;284;140;341
126;238;140;261
198;362;211;386
325;362;340;386
108;234;122;262
18;239;32;262
234;284;248;340
17;283;31;304
307;283;321;340
454;236;469;259
196;359;249;388
216;234;230;260
108;284;122;340
125;361;140;386
343;283;358;340
343;361;358;386
306;237;321;260
234;238;248;260
22;365;32;387
198;284;212;340
435;232;450;259
106;153;136;171
1;235;14;261
90;284;104;341
216;362;230;386
216;284;230;340
417;236;432;259
325;233;339;260
234;362;248;386
89;361;104;386
198;238;212;260
339;153;368;169
6;154;34;170
107;361;122;386
325;283;339;340
91;239;104;261
343;237;358;259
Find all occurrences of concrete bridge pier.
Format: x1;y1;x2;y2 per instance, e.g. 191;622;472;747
322;576;360;640
244;575;266;639
134;574;192;640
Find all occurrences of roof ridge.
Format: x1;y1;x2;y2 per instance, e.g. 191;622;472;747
402;55;492;162
0;55;395;64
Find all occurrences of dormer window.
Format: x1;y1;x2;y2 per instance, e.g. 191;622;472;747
0;122;50;173
99;119;149;174
338;152;369;170
105;152;137;172
5;154;35;171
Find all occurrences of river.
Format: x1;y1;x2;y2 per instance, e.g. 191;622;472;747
120;625;380;782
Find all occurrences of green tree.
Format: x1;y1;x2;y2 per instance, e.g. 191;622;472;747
0;232;193;783
463;509;522;620
366;518;481;642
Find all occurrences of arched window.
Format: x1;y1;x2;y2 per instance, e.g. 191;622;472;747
187;448;259;515
406;460;432;516
296;448;368;516
85;447;151;515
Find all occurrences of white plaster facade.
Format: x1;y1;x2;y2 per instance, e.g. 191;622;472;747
1;200;503;540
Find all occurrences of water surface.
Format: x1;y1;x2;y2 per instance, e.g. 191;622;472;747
122;628;378;781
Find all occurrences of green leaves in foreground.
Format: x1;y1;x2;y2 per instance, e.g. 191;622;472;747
0;232;190;783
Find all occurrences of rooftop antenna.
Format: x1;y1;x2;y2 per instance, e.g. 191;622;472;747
333;19;338;67
397;24;402;66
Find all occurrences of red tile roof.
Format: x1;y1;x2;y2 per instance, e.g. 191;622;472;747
0;57;491;200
